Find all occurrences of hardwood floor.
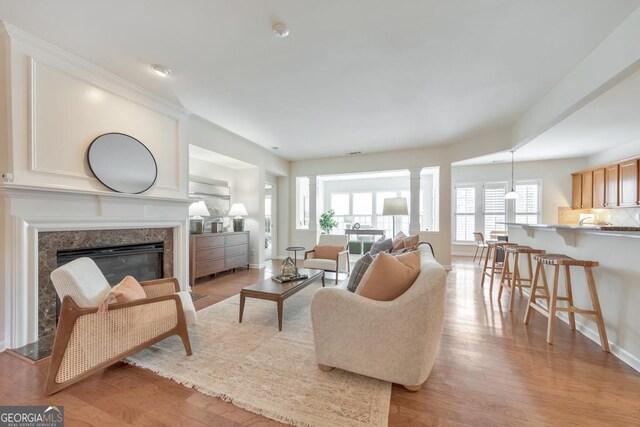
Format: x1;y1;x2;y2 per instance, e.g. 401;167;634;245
2;257;639;426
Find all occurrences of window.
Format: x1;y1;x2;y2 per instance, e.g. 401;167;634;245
296;177;309;229
483;183;507;237
515;181;541;224
452;179;543;243
454;185;476;242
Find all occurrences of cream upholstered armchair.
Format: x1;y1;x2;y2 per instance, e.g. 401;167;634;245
311;245;446;391
45;257;195;395
303;234;350;284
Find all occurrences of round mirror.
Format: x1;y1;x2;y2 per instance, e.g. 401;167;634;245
87;133;158;194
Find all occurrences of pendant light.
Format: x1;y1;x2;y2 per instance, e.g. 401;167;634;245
505;150;518;200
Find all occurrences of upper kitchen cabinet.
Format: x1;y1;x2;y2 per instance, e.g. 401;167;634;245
604;164;619;208
571;171;594;209
619;159;639;207
593;168;605;208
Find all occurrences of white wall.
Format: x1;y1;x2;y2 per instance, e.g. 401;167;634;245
451;157;588;255
588;137;640;167
1;24;189;199
290;145;452;267
187;115;289;262
189;157;236;187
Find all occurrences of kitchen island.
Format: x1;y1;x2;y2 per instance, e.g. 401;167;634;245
506;222;640;372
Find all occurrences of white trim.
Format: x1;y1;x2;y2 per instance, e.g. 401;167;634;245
0;21;189;116
250;263;266;269
522;288;640;373
555;311;640;373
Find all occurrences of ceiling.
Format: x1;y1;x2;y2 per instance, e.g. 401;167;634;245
189;145;255;169
455;66;640;166
1;1;639;160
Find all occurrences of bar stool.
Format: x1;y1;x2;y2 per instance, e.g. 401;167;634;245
481;241;518;294
498;245;546;311
524;254;609;352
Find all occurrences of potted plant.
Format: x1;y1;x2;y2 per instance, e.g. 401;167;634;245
319;209;338;234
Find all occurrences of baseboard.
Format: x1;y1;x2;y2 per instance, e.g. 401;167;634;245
555;311;640;373
249;263;266;269
522;290;640;373
451;252;475;257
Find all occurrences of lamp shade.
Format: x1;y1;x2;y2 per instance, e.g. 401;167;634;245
189;201;210;217
382;197;408;216
229;203;248;217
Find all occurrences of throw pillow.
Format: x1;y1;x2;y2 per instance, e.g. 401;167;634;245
355;251;420;301
392;234;420;251
392;231;407;246
347;252;374;292
370;237;393;256
98;275;147;313
314;245;344;260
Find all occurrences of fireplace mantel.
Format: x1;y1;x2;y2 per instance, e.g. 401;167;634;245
0;185;190;349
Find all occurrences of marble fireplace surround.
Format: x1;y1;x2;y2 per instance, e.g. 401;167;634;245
1;186;190;349
38;228;175;339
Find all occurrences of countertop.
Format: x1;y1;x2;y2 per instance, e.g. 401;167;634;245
503;222;640;240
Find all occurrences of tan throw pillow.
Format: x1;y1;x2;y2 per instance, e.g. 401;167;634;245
392;231;407;246
98;275;147;313
314;245;344;260
355;251;420;301
392;234;420;251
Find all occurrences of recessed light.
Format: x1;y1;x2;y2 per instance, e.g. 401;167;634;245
271;146;279;150
348;151;362;155
150;64;171;78
273;23;290;38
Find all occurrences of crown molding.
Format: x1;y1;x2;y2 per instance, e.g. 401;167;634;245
0;20;191;117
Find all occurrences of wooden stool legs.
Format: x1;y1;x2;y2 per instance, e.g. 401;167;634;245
524;257;609;352
585;267;610;352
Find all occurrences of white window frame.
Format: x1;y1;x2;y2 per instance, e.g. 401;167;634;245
513;179;542;225
453;184;477;243
452;179;543;244
295;176;310;230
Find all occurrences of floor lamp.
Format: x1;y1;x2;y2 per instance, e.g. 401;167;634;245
382;197;408;237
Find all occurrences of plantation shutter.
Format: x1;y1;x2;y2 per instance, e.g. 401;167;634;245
483;183;507;237
515;182;540;224
455;186;476;242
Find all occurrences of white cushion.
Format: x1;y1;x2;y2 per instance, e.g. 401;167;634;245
50;257;111;308
303;258;337;271
177;291;197;325
318;234;348;248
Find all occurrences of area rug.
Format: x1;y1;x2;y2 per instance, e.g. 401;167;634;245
127;283;391;427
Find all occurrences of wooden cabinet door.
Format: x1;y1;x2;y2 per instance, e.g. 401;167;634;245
581;171;593;209
571;173;582;209
605;164;619;207
619;160;638;207
592;168;605;208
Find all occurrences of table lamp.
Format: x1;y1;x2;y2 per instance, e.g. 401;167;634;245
189;201;210;234
229;203;248;232
382;197;408;236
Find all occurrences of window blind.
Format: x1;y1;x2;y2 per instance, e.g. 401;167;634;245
455;186;476;241
483;183;506;237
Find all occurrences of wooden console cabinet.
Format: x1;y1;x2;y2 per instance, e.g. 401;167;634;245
189;231;249;286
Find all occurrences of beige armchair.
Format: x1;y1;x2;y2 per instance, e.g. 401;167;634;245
311;245;446;390
303;234;350;284
45;257;195;395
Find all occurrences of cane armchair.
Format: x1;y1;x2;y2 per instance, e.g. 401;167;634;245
45;257;194;395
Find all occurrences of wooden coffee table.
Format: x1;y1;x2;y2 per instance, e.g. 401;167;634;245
239;268;324;331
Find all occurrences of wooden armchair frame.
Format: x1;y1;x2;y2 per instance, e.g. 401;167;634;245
304;248;351;284
45;278;192;395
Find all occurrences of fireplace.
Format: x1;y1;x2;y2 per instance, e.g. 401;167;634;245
57;241;164;285
38;228;174;339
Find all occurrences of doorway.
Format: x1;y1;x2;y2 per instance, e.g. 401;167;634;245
265;182;276;261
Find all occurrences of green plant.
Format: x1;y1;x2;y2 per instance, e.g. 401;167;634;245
319;209;338;234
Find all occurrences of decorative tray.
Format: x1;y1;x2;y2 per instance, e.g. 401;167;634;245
272;274;308;283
